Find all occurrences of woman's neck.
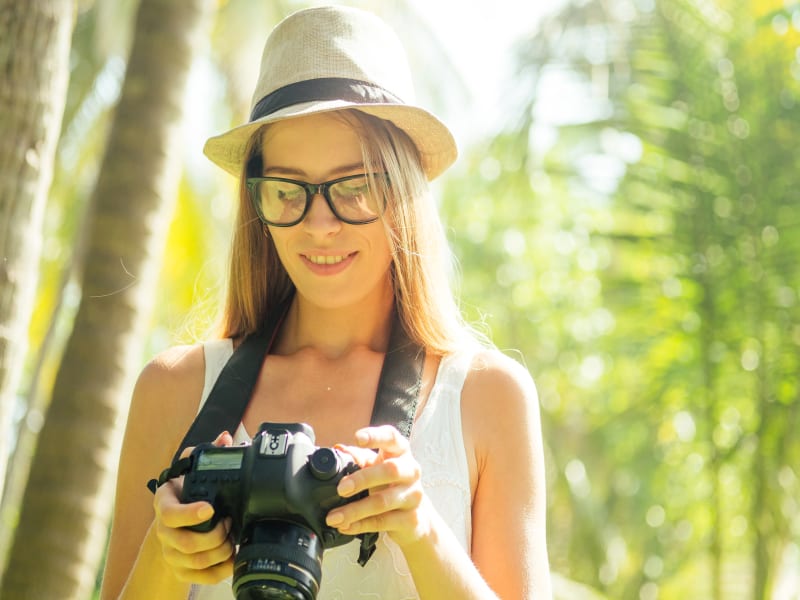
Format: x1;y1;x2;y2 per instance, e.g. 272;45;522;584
277;289;395;359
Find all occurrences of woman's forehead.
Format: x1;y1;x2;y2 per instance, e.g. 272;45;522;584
259;113;365;176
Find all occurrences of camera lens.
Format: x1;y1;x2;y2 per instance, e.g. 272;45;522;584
233;520;323;600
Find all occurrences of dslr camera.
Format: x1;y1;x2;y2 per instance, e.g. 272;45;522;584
180;422;371;600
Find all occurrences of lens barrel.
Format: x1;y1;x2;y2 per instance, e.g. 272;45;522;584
233;521;323;600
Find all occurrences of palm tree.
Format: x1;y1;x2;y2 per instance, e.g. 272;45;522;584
0;0;74;506
0;0;212;596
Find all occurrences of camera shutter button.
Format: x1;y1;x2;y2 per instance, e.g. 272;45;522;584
309;448;340;480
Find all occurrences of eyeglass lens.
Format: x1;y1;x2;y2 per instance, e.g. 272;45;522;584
251;175;382;225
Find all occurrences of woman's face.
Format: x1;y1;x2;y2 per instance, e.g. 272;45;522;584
259;112;394;311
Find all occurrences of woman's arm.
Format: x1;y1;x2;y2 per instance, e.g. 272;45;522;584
326;349;551;599
329;426;502;598
100;344;234;600
464;351;551;598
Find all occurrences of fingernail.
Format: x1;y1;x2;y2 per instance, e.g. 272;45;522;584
355;430;369;445
198;504;214;520
327;511;344;526
338;478;355;496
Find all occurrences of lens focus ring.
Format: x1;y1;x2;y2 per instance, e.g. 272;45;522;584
233;522;323;600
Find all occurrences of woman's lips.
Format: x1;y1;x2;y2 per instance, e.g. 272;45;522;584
306;254;349;265
301;251;357;274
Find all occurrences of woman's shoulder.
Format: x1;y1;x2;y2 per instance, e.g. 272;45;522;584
463;348;537;401
136;343;206;395
459;348;540;454
129;343;208;445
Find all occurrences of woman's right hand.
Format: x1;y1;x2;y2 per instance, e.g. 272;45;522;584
153;431;236;584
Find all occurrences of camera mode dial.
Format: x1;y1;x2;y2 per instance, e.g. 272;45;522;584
309;447;340;481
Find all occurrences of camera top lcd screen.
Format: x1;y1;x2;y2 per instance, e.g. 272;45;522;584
197;451;244;471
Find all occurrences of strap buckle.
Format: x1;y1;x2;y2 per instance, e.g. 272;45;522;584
146;455;194;494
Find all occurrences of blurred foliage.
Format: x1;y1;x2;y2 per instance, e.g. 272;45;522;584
11;0;800;599
442;0;800;599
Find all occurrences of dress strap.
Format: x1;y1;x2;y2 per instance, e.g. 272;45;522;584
200;339;233;409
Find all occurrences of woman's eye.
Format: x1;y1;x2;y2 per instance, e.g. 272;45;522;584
277;187;303;202
337;182;369;198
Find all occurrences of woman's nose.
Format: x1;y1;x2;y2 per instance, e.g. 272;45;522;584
302;192;342;234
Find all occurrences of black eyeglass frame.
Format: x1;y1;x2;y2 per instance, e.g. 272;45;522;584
245;172;389;227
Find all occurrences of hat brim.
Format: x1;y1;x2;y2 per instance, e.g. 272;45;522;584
203;100;458;181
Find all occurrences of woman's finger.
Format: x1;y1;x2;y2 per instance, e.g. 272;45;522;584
155;482;214;528
336;456;419;498
329;480;423;523
353;425;409;456
213;430;234;447
157;514;231;555
332;491;431;543
161;528;234;570
333;443;377;468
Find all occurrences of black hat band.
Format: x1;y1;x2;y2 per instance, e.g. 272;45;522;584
250;77;404;122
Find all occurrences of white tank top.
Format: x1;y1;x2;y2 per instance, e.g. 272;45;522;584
190;339;475;600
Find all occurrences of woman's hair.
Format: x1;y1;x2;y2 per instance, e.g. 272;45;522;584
216;109;478;355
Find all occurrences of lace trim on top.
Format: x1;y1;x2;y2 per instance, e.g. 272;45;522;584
190;340;475;600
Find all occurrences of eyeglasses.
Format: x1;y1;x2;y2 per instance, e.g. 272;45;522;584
246;173;388;227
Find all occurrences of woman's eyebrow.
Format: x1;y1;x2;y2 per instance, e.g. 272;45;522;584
262;162;366;178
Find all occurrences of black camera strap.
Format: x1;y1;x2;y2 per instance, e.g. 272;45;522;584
145;293;293;494
148;293;425;566
169;293;295;465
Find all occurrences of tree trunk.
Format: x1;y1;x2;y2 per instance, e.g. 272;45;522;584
0;0;74;507
0;0;211;597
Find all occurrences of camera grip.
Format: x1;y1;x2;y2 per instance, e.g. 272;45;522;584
180;480;221;533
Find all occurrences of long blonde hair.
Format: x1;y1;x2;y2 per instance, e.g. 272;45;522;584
217;109;477;355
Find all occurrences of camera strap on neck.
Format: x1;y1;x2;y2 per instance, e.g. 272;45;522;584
170;294;425;463
148;293;425;566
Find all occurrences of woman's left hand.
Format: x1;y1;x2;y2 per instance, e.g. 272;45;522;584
326;425;431;548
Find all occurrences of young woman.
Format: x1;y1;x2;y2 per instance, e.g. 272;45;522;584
100;6;550;599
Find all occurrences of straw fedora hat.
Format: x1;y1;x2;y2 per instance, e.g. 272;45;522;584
203;5;458;181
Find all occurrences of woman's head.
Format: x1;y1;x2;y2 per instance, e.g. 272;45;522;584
219;109;468;353
210;6;473;352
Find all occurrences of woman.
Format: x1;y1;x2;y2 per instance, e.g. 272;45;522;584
101;5;550;599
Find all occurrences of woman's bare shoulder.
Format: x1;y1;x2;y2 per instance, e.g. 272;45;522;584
463;348;537;404
136;343;205;395
130;343;208;441
460;348;541;457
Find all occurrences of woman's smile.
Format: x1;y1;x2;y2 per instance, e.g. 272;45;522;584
301;251;358;275
303;252;355;266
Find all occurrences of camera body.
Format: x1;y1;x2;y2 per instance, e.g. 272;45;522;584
180;422;367;600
